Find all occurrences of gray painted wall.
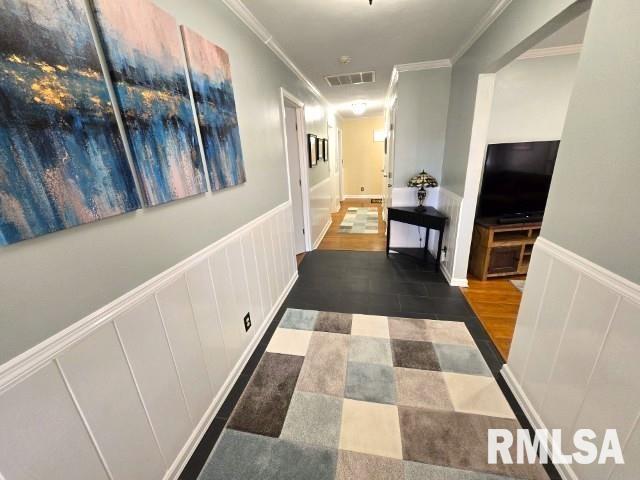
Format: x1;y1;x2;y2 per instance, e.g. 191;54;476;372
488;54;580;143
393;68;451;187
441;0;587;195
0;0;328;364
542;0;640;283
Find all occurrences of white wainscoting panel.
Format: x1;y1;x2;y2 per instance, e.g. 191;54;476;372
185;261;229;393
310;177;332;248
0;364;109;480
240;232;265;331
58;324;166;480
156;278;213;423
435;188;463;285
503;237;640;480
0;202;298;480
114;297;192;462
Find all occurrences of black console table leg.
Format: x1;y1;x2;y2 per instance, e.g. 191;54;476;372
423;228;430;262
436;230;444;272
386;220;391;256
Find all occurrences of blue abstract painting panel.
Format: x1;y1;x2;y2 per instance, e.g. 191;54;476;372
93;0;207;206
0;0;140;246
181;27;246;191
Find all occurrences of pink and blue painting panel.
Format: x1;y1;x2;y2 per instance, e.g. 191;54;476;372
0;0;140;246
93;0;207;206
182;27;246;191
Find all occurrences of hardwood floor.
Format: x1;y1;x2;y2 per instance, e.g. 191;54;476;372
317;199;387;251
460;277;524;361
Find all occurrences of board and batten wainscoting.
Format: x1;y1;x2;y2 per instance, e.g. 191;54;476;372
390;186;464;286
310;176;333;248
0;202;298;480
503;237;640;480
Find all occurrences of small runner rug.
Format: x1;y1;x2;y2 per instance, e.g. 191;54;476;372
338;207;378;234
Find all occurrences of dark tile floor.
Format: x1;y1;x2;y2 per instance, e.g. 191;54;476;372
180;250;561;480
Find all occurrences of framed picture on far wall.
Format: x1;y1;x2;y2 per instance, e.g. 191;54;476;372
317;137;325;162
323;138;329;162
308;134;318;167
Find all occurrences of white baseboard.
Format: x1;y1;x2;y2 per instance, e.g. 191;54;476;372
501;365;576;480
343;194;383;199
169;272;298;479
441;265;468;287
313;218;332;249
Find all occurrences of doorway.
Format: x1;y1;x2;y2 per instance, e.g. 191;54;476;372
280;89;311;255
459;11;589;360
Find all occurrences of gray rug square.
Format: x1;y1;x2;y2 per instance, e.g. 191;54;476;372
404;461;518;479
336;451;404;480
297;332;350;397
315;311;352;335
434;343;492;377
348;335;393;366
398;407;548;479
280;391;342;448
279;308;319;330
345;361;396;404
395;367;453;411
391;339;441;371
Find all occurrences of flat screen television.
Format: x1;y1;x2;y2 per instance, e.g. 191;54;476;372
477;141;559;221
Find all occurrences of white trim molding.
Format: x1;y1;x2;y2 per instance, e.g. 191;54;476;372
313;219;332;250
395;59;452;73
343;194;383;200
451;0;513;64
517;43;582;61
221;0;329;107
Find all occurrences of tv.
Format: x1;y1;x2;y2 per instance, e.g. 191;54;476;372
477;141;559;222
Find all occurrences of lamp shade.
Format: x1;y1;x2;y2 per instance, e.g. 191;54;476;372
407;170;438;188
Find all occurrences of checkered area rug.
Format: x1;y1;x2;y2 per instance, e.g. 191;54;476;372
199;310;548;480
338;207;378;234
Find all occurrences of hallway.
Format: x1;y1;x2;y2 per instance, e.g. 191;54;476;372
183;251;560;480
318;200;387;252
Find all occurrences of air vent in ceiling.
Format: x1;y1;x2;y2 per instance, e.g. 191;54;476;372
324;71;376;87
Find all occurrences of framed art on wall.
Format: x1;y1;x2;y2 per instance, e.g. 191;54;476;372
93;0;208;206
308;134;318;167
317;137;325;162
182;26;246;191
0;0;141;246
323;138;329;162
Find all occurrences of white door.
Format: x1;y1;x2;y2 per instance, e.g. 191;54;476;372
383;101;398;222
285;106;306;254
337;128;343;201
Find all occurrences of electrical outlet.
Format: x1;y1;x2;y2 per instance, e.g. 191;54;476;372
361;186;365;192
243;312;251;332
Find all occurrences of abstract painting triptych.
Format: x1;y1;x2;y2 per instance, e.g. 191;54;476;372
0;0;246;245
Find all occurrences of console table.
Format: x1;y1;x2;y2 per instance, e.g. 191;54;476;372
386;206;447;272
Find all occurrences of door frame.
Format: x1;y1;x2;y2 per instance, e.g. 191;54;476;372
337;127;344;202
279;87;312;252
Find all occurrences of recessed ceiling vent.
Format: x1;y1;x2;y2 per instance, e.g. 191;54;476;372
324;71;375;87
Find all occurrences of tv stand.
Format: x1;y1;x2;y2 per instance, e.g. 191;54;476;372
469;218;542;280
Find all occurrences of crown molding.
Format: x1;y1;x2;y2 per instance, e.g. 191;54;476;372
395;59;452;72
451;0;513;64
517;43;582;60
221;0;330;107
384;58;451;113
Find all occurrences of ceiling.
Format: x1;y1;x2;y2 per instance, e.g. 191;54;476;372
241;0;498;117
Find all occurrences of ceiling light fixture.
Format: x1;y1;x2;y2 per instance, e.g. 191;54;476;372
351;102;367;116
339;55;352;65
